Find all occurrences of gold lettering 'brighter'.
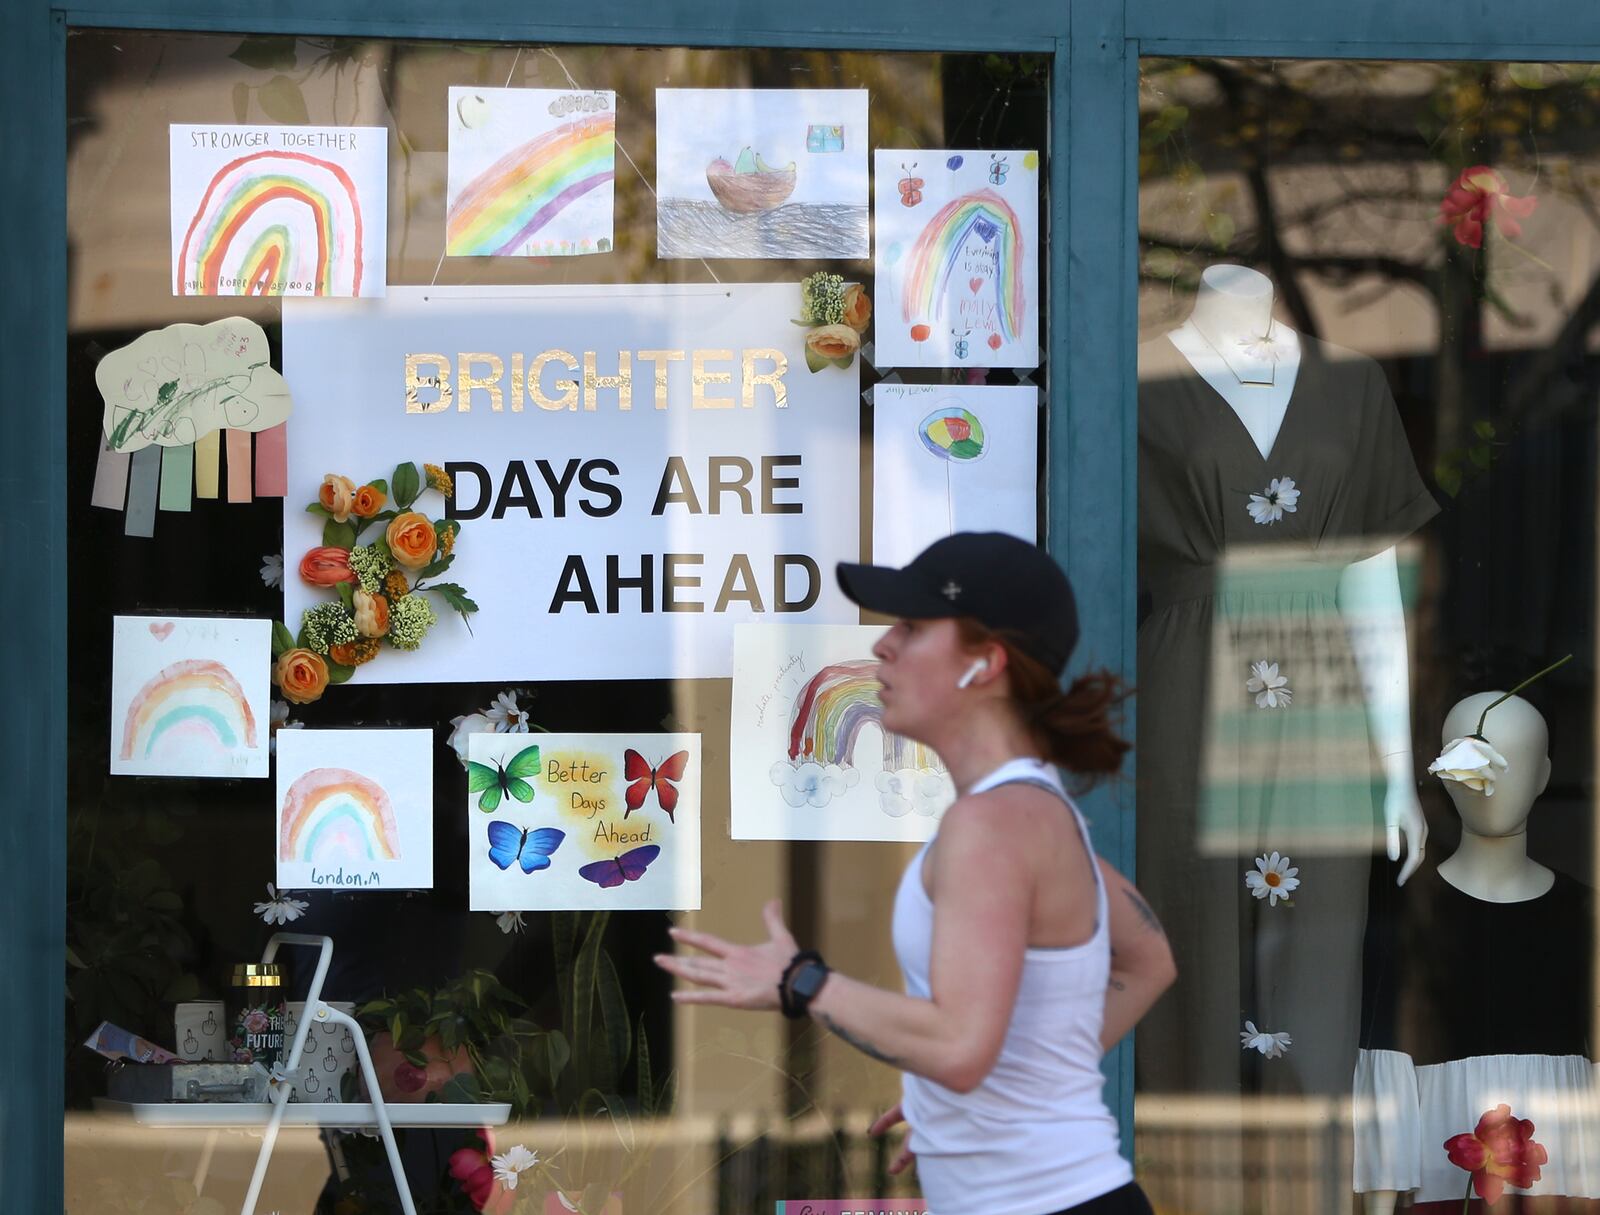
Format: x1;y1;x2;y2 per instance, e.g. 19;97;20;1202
402;350;790;412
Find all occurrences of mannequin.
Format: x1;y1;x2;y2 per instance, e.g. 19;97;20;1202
1137;265;1442;1099
1169;265;1428;882
1355;693;1597;1212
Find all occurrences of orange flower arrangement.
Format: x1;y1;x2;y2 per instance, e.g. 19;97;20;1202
273;461;477;700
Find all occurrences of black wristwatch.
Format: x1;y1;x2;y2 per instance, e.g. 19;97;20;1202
778;949;831;1019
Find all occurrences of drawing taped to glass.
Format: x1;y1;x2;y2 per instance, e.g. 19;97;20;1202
730;623;953;842
446;88;616;257
874;148;1041;367
655;88;870;259
275;728;435;892
168;124;388;297
467;732;701;913
872;384;1037;566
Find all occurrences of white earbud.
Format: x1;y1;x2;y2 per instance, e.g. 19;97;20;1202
956;658;989;690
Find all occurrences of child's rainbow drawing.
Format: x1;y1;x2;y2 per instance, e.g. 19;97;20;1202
110;616;271;779
901;191;1026;344
875;149;1040;368
276;729;434;891
786;659;941;772
120;659;259;761
447;90;616;258
732;624;953;842
169;126;387;298
279;768;402;864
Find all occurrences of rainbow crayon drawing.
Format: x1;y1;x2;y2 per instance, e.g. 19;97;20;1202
169;126;387;298
120;658;259;762
733;624;954;841
110;616;272;779
275;729;433;890
901;190;1025;343
447;113;616;256
278;767;402;864
786;660;940;772
874;149;1039;369
446;90;616;258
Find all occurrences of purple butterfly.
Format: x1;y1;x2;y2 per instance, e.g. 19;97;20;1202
578;845;660;889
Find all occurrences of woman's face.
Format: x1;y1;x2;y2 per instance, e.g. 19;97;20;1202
871;616;972;738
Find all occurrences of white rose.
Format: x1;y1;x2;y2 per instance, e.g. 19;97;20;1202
447;712;496;765
1428;735;1509;795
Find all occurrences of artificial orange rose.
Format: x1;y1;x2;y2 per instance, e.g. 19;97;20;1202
299;546;355;587
385;512;438;570
352;484;386;518
804;323;861;361
273;648;329;705
842;283;872;333
353;589;390;638
319;474;357;523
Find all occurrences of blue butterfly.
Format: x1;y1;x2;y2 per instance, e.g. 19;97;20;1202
487;822;565;873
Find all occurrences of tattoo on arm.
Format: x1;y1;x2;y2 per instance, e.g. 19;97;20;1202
1108;977;1127;992
1123;888;1166;936
816;1011;907;1069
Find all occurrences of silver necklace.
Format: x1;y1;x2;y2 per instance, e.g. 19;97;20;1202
1190;318;1282;387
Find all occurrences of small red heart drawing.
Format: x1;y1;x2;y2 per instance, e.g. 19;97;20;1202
149;621;175;640
969;277;984;294
987;333;1004;351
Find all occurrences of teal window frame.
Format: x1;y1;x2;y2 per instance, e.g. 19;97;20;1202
7;2;1599;1209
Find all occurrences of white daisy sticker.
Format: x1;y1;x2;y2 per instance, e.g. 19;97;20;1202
1247;476;1300;525
1246;660;1293;708
491;1144;540;1189
1240;1020;1293;1059
1245;851;1300;905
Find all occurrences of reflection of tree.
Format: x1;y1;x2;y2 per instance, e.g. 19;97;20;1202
1138;58;1600;491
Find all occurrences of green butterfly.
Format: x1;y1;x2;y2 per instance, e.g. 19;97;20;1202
468;744;542;813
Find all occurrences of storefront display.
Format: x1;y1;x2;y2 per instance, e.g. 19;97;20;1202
15;11;1598;1215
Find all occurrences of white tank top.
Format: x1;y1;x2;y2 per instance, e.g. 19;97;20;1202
891;757;1133;1215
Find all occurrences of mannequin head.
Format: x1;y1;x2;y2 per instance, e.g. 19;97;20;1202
1190;264;1277;340
1439;692;1551;836
1199;263;1273;302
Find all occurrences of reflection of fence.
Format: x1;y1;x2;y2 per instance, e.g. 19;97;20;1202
713;1110;918;1213
1135;1095;1352;1215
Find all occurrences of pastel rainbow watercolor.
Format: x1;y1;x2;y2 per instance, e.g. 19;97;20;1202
279;767;402;864
787;660;941;770
900;188;1025;343
119;659;259;761
446;113;616;256
177;150;365;296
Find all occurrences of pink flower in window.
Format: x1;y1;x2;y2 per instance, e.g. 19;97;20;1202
1439;166;1538;249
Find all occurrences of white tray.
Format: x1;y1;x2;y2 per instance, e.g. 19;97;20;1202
93;1097;511;1129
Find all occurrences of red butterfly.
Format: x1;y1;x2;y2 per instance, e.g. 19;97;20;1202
624;749;690;821
898;162;924;207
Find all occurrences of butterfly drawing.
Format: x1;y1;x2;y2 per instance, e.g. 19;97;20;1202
898;162;924;207
951;327;971;360
989;153;1009;185
486;822;565;873
467;744;542;813
623;749;690;821
578;845;661;889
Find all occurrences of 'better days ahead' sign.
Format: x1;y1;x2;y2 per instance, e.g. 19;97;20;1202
282;284;859;682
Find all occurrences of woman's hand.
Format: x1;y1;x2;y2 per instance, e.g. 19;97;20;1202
868;1101;916;1176
653;898;799;1011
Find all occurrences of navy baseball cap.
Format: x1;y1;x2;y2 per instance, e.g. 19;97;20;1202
837;533;1080;675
